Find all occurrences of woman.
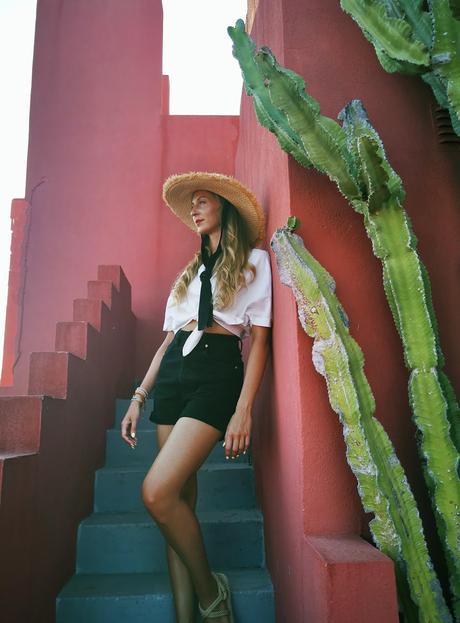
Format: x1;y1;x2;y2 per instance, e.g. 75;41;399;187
121;172;272;623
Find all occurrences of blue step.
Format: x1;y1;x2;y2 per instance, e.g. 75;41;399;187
76;508;265;573
104;427;248;467
56;568;275;623
56;397;275;622
94;463;257;512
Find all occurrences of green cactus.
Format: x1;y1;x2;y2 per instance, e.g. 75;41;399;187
271;224;452;622
339;0;460;136
227;19;460;619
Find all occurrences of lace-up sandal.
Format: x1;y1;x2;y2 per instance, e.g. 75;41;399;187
198;571;235;621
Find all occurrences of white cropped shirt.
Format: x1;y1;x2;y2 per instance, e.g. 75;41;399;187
162;248;272;356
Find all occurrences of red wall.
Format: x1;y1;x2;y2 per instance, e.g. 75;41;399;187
2;0;164;393
236;0;459;620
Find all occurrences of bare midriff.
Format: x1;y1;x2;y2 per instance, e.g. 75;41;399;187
181;318;236;336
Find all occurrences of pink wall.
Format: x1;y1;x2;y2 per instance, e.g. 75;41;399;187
3;0;164;393
1;200;30;387
236;0;459;620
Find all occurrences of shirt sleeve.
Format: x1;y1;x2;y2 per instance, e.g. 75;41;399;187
163;316;172;331
162;291;174;331
246;250;272;327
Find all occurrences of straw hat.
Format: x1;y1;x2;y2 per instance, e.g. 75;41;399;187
162;171;265;246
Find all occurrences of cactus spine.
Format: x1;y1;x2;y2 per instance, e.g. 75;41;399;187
340;0;460;136
271;224;452;623
228;18;460;619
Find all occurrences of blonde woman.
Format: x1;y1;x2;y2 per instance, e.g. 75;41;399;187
121;172;272;623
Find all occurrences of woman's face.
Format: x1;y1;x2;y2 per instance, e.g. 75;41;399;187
190;190;222;237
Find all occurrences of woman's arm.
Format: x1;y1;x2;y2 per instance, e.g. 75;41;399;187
236;325;271;411
138;330;175;395
120;330;174;447
224;324;271;459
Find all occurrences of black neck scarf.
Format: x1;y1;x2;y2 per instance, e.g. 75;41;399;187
197;210;226;330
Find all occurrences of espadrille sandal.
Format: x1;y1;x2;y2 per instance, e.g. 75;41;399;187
198;571;235;622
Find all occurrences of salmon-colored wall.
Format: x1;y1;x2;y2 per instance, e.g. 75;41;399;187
237;0;459;620
2;0;164;393
1;200;31;387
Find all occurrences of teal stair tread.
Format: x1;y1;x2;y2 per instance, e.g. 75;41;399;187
81;508;262;526
58;568;274;598
96;462;251;474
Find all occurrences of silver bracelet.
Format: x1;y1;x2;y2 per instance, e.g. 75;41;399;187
130;395;145;409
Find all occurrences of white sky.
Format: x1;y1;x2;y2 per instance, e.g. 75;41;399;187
163;0;247;114
0;0;247;375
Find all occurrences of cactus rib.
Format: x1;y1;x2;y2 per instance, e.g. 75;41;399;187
340;0;460;136
271;226;452;622
340;0;430;67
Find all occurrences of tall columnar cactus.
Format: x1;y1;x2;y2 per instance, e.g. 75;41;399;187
271;222;452;623
339;0;460;136
227;19;460;620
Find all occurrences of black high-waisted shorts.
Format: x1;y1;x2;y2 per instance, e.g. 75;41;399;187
149;329;245;442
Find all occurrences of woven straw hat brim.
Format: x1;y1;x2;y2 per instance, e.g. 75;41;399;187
162;171;265;246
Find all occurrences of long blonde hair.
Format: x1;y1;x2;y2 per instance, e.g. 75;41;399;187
170;193;257;310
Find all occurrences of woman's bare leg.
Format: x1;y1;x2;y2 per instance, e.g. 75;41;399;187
142;416;229;623
155;423;198;622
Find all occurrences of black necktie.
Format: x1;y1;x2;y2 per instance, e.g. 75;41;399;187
197;231;222;330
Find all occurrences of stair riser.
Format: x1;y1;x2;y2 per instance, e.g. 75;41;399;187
76;520;265;573
105;429;246;466
94;467;256;512
57;597;176;623
114;400;253;463
57;590;276;623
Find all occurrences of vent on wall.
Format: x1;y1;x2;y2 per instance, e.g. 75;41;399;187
432;105;460;145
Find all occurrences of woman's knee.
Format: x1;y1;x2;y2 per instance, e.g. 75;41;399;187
141;470;197;520
141;478;177;521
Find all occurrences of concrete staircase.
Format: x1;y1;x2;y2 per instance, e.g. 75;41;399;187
56;398;276;622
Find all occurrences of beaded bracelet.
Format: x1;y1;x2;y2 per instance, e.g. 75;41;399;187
130;395;144;409
135;386;148;398
131;386;149;410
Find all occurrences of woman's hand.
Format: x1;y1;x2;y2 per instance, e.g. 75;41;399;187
222;325;270;460
222;403;252;460
121;332;172;449
121;401;141;449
